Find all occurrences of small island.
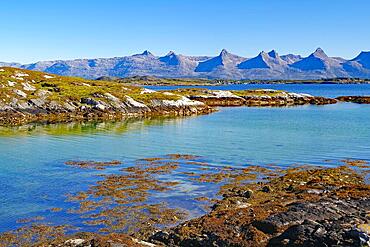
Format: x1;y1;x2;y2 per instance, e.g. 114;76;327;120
1;67;368;126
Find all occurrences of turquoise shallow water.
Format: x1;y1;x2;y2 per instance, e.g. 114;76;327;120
0;102;369;233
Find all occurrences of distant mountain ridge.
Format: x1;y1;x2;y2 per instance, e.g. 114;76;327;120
1;48;370;80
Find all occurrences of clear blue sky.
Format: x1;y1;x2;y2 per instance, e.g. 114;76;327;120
1;0;369;63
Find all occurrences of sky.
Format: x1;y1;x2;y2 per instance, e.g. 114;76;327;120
0;0;369;63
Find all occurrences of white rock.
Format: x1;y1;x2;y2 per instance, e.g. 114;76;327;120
36;89;51;98
22;82;36;91
152;96;204;107
256;89;278;92
288;92;306;98
8;81;16;87
125;96;148;108
11;75;24;80
64;239;85;245
212;90;240;98
236;201;251;209
43;75;54;79
104;93;119;102
133;238;157;247
163;92;175;96
0;69;5;72
14;89;27;98
95;103;106;110
300;93;313;97
141;88;156;94
14;72;29;77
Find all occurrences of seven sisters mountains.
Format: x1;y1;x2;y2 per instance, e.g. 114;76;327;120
1;48;370;80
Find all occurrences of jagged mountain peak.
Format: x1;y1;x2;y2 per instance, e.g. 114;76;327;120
220;49;230;56
238;50;286;70
290;48;342;72
165;51;176;56
195;49;242;72
238;52;269;69
136;50;155;57
312;47;328;58
258;51;268;56
268;50;279;58
159;51;186;66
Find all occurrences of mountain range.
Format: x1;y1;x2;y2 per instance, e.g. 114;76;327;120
1;48;370;80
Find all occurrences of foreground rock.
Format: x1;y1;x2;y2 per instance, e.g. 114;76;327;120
0;158;369;246
150;162;370;247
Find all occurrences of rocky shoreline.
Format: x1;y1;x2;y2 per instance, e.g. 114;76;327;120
0;67;214;126
1;158;369;247
336;96;370;104
0;104;214;126
1;67;369;126
149;162;370;247
171;88;338;107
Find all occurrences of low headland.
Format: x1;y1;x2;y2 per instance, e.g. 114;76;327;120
0;67;369;126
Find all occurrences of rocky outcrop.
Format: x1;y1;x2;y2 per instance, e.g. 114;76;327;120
180;89;337;107
150;164;370;247
336;96;370;104
0;97;213;126
266;199;370;246
0;68;214;126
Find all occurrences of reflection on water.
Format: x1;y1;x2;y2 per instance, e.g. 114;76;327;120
0;115;195;137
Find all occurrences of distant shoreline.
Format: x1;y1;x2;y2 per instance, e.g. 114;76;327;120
105;76;370;86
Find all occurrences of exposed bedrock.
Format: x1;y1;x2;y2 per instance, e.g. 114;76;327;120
336;96;370;104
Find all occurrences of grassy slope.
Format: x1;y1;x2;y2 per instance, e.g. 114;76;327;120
0;67;180;106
